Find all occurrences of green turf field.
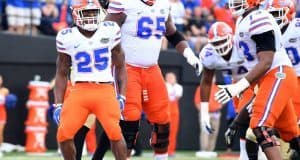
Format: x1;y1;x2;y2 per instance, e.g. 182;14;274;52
1;151;239;160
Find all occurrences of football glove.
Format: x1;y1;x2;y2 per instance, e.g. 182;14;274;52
224;120;238;146
200;102;214;134
117;95;126;111
53;104;62;125
183;47;203;76
215;78;250;104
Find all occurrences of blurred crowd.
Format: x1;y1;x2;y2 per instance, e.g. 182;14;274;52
0;0;299;52
0;0;73;36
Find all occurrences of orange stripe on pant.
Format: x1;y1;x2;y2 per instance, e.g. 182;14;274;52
57;83;122;142
123;64;170;124
250;66;299;141
168;101;179;155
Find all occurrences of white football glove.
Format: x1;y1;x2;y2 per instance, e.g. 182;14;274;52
215;78;250;104
200;102;214;134
183;47;203;76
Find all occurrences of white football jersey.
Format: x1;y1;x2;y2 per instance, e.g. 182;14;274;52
235;9;292;72
282;18;300;76
200;43;248;81
56;21;121;83
108;0;170;67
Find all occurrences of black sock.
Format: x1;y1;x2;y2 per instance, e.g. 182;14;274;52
246;139;259;160
74;126;90;160
92;131;110;160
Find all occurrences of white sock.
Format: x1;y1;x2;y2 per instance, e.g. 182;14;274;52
239;139;249;160
154;153;168;160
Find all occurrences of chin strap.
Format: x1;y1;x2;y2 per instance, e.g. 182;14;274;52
141;0;155;6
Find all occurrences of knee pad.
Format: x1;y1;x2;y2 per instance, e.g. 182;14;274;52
119;120;139;149
150;123;170;153
252;127;280;151
289;136;300;154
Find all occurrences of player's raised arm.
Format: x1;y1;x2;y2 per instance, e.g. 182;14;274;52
54;53;71;104
164;14;202;74
112;43;127;97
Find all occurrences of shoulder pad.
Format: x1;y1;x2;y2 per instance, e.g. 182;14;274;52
107;0;126;14
56;28;73;53
248;10;273;35
200;44;217;69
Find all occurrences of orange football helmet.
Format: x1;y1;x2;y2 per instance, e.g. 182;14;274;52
266;0;295;28
71;0;105;31
228;0;263;16
208;22;233;56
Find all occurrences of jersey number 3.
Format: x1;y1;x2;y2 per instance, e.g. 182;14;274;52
239;41;254;61
137;17;166;39
285;47;300;65
75;48;109;72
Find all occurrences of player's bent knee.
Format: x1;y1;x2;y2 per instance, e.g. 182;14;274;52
150;123;170;153
252;127;280;151
105;124;123;141
123;110;141;121
120;120;139;149
57;126;75;143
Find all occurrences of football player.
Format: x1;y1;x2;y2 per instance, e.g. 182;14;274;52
199;21;255;159
53;0;127;159
267;0;300;122
267;0;300;159
102;0;202;159
215;0;300;159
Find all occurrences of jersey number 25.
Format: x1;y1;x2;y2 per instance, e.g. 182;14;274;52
75;48;109;72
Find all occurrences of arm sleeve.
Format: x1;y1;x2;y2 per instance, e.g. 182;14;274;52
251;30;276;53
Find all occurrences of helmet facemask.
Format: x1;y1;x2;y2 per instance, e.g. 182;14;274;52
209;35;233;56
228;0;249;16
73;7;104;31
268;7;289;29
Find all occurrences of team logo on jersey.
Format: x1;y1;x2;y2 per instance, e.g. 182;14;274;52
275;72;286;79
100;38;109;44
160;9;165;14
289;38;297;43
